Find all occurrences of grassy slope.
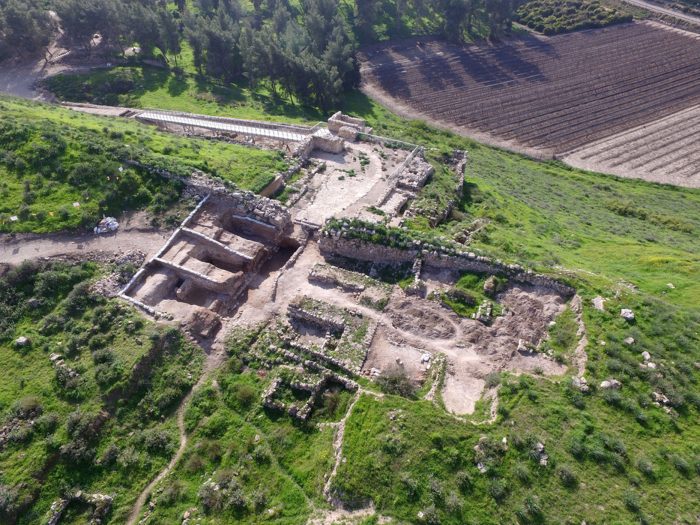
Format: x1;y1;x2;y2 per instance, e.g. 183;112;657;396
43;66;325;125
0;261;203;524
0;96;287;233
140;367;336;524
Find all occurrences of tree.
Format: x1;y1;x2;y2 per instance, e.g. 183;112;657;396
157;8;182;64
354;0;378;42
0;0;53;60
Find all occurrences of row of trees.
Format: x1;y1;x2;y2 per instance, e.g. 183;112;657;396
184;0;356;108
1;0;526;107
56;0;182;61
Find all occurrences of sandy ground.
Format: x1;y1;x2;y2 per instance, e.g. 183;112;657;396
243;246;570;416
293;143;406;225
563;104;700;187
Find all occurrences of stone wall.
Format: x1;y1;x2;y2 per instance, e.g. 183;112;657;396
318;232;575;296
405;150;467;227
327;111;370;137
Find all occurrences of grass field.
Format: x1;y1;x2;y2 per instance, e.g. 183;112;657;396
43;66;324;125
0;96;287;233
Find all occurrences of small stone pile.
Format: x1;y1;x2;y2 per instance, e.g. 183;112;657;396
473;300;493;325
46;491;113;525
599;378;622;389
50;353;80;380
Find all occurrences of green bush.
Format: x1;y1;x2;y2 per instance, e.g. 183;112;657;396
516;0;631;34
376;366;417;398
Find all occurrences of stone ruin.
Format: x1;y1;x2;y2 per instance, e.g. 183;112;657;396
286;296;377;375
327;111;372;141
46;491;113;525
240;323;360;423
121;190;300;338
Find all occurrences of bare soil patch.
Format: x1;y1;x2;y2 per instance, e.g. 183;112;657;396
360;22;700;163
564;103;700;187
389;299;457;339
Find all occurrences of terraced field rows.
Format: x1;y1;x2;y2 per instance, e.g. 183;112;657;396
565;105;700;187
360;22;700;158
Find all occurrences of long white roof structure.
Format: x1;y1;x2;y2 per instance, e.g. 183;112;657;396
137;111;310;142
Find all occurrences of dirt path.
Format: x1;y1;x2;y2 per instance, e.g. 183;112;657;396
0;229;170;265
125;386;192;525
126;336;227;525
569;295;589;377
621;0;700;25
323;389;363;503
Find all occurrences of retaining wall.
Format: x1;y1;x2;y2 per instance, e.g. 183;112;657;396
318;234;574;296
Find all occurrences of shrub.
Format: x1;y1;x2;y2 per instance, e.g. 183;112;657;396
519;494;544;521
252;489;267;512
445;491;462;513
484;372;501;389
455;470;473;493
376;366;416;398
198;481;222;513
185;453;205;474
0;484;20;519
60;438;95;465
34;413;59;435
234;384;256;409
671;455;691;477
557;465;578;488
11;396;42;419
8;425;33;445
401;474;421;501
94;362;122;388
160;481;185;507
637;458;655;479
141;429;173;454
252;444;270;463
419;504;441;524
117;446;140;469
100;444;120;466
515;464;531;484
489;479;508;502
428;477;444;502
623;490;641;513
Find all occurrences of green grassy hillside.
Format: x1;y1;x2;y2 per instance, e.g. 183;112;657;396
0;97;287;233
0;261;203;523
2;72;699;524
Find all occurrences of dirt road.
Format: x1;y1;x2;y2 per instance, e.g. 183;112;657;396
621;0;700;25
0;229;169;266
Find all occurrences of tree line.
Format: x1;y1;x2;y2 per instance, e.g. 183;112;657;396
1;0;526;108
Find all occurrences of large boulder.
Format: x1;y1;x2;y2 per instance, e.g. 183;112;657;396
14;336;31;348
620;308;635;321
600;379;622;390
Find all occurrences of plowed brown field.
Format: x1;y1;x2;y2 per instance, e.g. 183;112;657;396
360;22;700;174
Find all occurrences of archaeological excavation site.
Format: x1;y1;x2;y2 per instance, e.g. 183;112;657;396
3;1;699;521
113;110;580;421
